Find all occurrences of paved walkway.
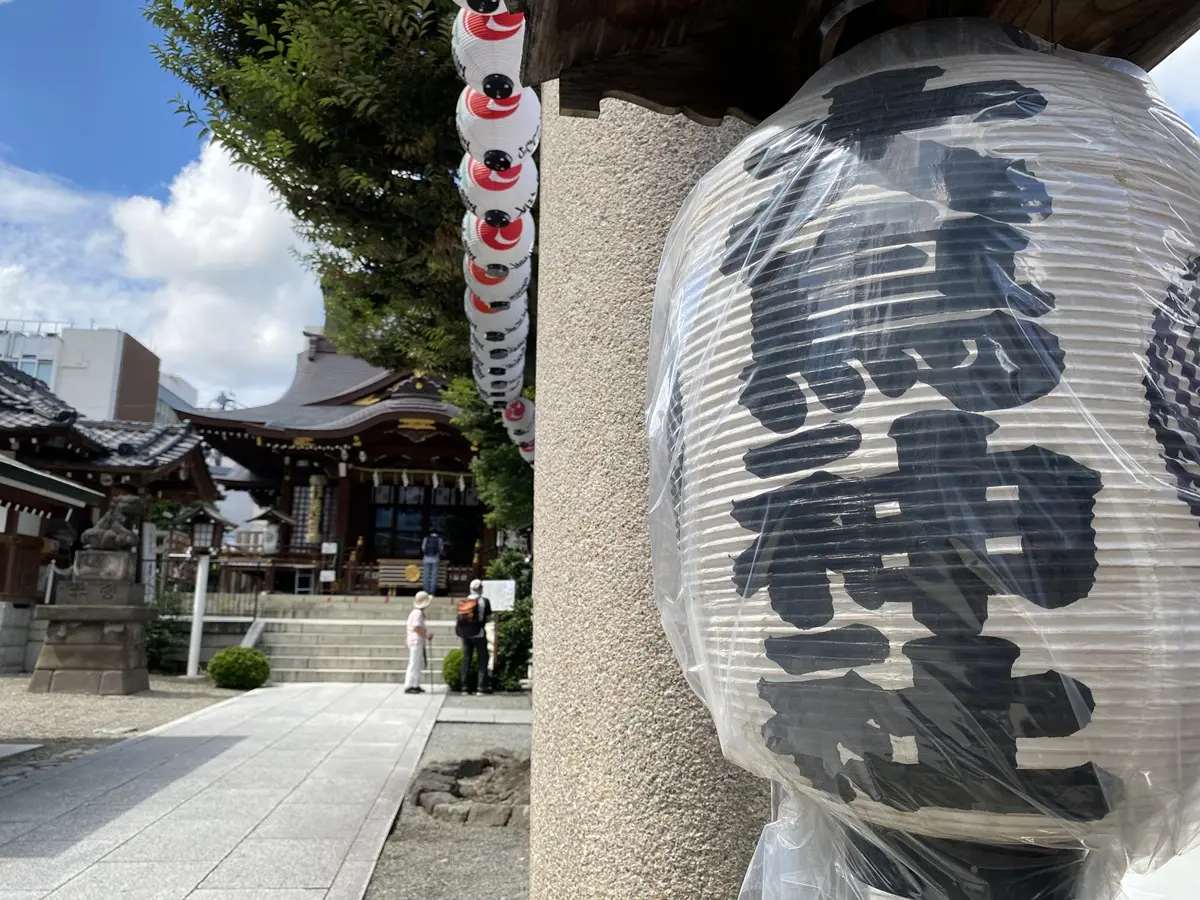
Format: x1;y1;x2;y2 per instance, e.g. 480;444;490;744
0;684;442;900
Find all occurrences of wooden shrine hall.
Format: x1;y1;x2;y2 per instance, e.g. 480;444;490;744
181;328;488;596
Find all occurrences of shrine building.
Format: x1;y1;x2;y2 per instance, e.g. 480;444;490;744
181;328;487;596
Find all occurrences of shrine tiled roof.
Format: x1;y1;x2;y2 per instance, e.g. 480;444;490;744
0;361;204;471
0;362;79;433
183;330;455;436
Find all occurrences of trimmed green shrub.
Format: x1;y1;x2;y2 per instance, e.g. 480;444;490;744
442;647;478;692
494;595;533;692
206;647;271;690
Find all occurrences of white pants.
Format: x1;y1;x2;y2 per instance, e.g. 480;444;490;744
405;641;424;690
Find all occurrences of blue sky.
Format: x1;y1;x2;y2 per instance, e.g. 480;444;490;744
0;3;1198;409
0;0;203;199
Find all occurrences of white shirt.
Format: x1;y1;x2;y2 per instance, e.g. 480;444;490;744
407;608;426;647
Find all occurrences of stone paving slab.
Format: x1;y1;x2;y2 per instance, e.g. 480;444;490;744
0;684;442;900
436;707;532;725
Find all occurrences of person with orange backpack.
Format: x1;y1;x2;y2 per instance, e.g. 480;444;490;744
455;579;493;694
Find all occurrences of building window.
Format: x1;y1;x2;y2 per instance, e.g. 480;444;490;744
11;356;53;384
35;359;52;384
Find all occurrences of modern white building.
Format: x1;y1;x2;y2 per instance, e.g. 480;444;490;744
0;319;167;423
156;372;199;425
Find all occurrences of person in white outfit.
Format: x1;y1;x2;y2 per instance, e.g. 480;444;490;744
404;591;433;694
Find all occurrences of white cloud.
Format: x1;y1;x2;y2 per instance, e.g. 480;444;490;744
1153;32;1200;115
0;142;322;407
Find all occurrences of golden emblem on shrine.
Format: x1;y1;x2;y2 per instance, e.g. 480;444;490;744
404;564;421;583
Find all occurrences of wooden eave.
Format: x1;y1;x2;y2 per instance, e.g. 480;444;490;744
516;0;1200;125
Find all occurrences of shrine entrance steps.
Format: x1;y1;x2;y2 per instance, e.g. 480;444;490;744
257;595;460;684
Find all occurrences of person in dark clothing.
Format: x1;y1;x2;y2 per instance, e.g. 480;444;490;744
421;530;444;595
456;579;492;694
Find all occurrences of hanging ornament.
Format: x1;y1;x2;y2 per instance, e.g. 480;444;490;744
470;315;529;361
433;474;441;489
372;470;381;488
503;398;535;433
647;19;1200;900
401;471;410;488
517;441;535;465
456;86;541;172
451;10;525;100
462;211;535;270
457;475;467;493
458;154;538;228
463;255;532;303
463;288;529;333
452;0;505;13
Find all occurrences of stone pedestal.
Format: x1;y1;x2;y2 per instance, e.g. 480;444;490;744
29;550;155;695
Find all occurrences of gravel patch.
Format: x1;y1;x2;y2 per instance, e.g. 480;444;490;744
367;721;531;900
0;674;238;784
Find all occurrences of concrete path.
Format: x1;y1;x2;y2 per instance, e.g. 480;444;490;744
0;684;442;899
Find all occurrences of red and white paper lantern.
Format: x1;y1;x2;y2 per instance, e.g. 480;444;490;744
463;289;528;332
518;441;535;465
452;0;506;13
451;10;525;100
470;313;528;358
459;153;538;227
503;398;535;434
462;212;534;271
456;86;541;172
463;255;531;304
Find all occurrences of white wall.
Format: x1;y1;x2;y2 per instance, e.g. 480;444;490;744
54;329;123;420
0;333;62;385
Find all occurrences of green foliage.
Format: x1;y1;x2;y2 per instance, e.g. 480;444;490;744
144;0;474;374
486;549;532;601
442;647;477;692
494;595;532;692
146;591;189;675
444;378;534;529
148;500;189;531
206;646;271;690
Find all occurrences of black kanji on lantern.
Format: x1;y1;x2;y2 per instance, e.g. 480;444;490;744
713;67;1114;820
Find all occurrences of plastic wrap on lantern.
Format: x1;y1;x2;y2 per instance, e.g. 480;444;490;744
459;153;538;227
452;0;506;14
646;19;1200;900
463;288;528;333
451;10;524;100
463;211;535;270
456;86;541;172
463;255;531;304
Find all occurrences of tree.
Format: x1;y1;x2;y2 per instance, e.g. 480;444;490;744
145;0;471;373
443;377;533;529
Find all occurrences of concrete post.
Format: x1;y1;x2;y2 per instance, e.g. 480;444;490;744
187;552;211;678
531;84;769;900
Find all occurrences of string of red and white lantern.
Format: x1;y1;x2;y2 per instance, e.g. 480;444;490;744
451;0;537;466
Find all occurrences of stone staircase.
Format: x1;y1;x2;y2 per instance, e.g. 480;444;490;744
259;595;462;684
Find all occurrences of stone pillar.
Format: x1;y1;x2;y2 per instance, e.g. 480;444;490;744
532;84;769;900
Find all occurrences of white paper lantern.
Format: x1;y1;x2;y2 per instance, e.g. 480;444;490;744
518;440;535;465
451;10;524;100
470;314;528;362
463;288;528;332
452;0;506;13
647;18;1200;887
456;86;541;172
472;343;526;379
462;211;535;271
458;153;538;227
463;255;531;304
503;398;535;433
